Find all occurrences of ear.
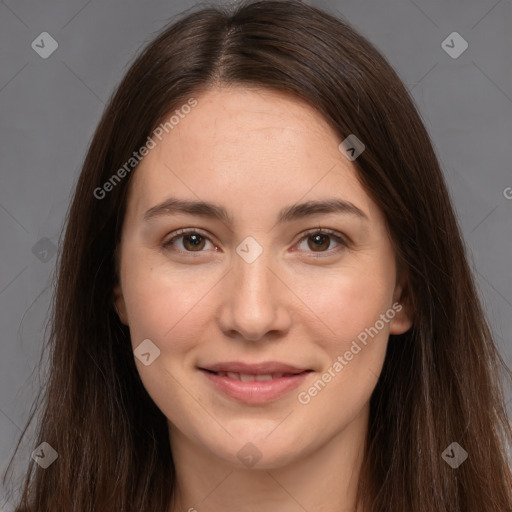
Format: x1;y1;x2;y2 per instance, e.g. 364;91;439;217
389;279;413;335
113;284;129;325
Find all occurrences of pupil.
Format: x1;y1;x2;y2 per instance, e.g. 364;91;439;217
310;234;329;251
182;233;206;251
188;234;201;246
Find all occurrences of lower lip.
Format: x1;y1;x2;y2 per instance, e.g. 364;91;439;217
200;369;311;404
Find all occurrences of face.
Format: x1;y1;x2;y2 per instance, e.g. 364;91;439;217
114;86;412;469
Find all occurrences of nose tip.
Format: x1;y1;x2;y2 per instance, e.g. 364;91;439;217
215;255;292;342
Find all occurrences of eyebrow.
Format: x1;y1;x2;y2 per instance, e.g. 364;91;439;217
143;197;369;226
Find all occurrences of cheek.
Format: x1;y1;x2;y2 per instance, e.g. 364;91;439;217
121;258;218;350
310;268;394;404
295;283;392;425
298;260;395;346
121;261;213;426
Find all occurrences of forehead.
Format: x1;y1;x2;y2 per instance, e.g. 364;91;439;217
124;86;378;227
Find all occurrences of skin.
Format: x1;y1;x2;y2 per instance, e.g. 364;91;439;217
114;86;412;512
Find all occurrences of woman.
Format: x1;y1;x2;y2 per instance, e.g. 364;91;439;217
4;1;512;510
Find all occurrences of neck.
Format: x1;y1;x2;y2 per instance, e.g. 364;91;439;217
168;405;369;512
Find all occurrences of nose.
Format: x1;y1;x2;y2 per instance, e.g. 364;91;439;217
215;250;292;342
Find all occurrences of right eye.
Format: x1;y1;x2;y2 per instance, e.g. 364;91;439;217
163;228;218;253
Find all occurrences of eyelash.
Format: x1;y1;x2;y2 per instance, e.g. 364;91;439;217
163;227;348;257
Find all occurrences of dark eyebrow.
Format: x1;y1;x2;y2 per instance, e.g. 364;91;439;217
143;197;369;225
277;199;368;223
144;198;233;224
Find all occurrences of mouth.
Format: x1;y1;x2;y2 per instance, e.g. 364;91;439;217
203;370;302;381
198;362;313;404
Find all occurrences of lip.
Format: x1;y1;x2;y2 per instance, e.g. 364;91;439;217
202;361;309;375
199;361;312;404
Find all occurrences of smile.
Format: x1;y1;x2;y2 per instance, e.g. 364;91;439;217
199;362;313;404
210;371;296;381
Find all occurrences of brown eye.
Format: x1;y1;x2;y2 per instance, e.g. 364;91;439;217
296;229;347;254
182;233;206;251
164;230;215;253
307;233;331;251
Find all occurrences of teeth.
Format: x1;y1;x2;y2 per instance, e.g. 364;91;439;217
255;374;273;381
215;372;288;381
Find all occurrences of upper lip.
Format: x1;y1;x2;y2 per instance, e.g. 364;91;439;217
200;361;311;375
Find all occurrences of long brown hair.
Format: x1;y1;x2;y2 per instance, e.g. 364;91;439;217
4;1;512;510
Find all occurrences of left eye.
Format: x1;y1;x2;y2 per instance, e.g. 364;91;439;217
163;228;347;254
295;229;347;253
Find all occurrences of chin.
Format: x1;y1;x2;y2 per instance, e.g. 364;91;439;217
204;429;310;470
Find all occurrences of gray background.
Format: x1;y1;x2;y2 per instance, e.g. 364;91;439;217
1;0;511;509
